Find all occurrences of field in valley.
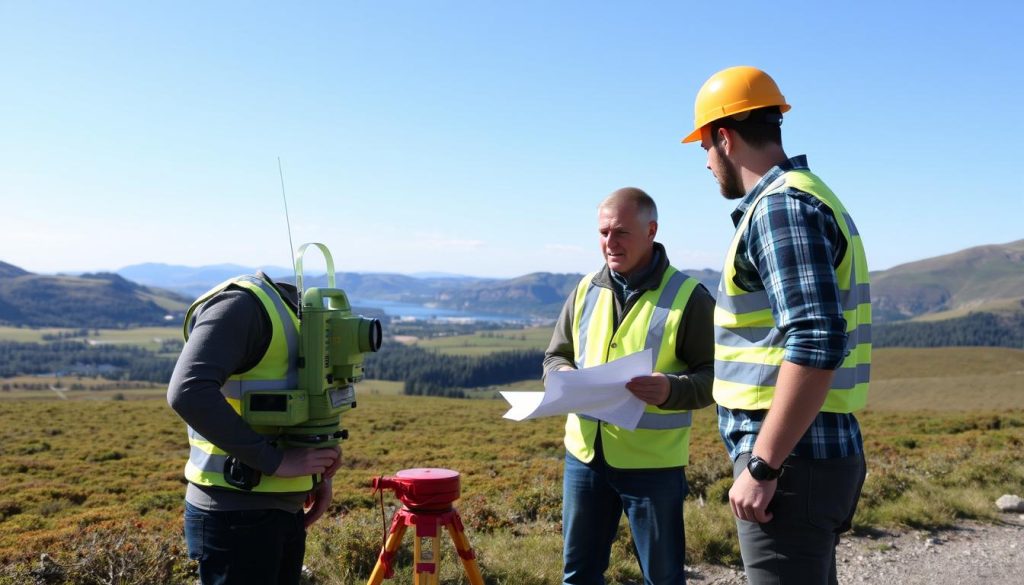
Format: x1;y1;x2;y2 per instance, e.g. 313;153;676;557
405;326;555;356
0;334;1022;584
0;325;181;352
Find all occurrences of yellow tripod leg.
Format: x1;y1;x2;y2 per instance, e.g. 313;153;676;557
366;515;408;585
445;516;485;585
413;517;441;585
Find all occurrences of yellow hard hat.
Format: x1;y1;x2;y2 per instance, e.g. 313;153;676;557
681;66;791;143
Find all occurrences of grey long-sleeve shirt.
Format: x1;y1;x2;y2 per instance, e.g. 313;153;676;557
167;275;307;511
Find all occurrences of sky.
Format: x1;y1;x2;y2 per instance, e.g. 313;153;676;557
2;1;1022;279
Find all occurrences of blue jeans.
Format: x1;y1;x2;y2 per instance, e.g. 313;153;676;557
184;501;307;585
562;451;688;585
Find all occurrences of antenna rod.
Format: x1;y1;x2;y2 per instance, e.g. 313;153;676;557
278;157;302;317
278;157;298;287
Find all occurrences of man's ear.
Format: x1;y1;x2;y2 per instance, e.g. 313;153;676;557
717;127;734;154
649;220;658;240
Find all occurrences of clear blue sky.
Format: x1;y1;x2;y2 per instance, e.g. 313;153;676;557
3;1;1022;278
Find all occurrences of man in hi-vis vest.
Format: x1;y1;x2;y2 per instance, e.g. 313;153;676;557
681;66;871;585
544;188;715;585
168;272;340;585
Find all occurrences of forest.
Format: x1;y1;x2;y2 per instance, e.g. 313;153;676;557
0;336;545;397
0;340;176;382
873;311;1023;348
363;342;544;397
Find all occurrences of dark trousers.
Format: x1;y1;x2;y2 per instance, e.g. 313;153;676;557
733;453;866;585
184;501;307;585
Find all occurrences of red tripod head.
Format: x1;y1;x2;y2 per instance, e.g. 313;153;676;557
372;468;461;511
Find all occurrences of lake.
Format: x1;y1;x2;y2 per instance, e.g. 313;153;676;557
349;298;527;323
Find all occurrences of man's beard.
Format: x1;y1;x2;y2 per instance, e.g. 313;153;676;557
714;143;745;200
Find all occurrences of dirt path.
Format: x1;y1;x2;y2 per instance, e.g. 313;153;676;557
686;514;1024;584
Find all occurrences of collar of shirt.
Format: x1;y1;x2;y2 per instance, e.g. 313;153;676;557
609;244;664;306
730;154;810;227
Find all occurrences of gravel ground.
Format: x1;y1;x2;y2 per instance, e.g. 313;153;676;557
684;514;1024;585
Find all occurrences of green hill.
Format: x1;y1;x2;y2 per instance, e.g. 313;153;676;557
0;262;190;328
868;240;1024;348
428;272;580;318
871;239;1024;322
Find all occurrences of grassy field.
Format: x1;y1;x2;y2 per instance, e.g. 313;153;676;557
869;346;1024;410
0;345;1022;584
0;325;181;352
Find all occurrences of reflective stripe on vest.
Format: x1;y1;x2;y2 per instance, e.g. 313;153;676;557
565;267;699;469
579;409;693;429
713;170;871;413
180;275;313;493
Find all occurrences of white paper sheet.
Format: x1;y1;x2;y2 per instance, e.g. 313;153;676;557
500;349;652;431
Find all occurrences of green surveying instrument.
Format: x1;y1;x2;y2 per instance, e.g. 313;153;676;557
240;242;382;448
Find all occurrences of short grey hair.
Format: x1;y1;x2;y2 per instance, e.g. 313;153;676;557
599;187;658;222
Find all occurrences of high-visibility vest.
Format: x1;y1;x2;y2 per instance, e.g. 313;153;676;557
713;170;871;412
566;267;700;469
180;275;315;493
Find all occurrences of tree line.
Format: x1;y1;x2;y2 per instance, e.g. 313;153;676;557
874;311;1024;349
0;341;176;382
363;342;544;398
0;338;546;398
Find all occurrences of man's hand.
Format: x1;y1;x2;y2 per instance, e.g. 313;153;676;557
729;468;776;523
323;446;343;479
275;446;340;478
625;372;670;406
303;478;334;528
726;361;833;524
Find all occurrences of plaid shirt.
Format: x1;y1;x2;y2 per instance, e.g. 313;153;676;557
718;155;864;460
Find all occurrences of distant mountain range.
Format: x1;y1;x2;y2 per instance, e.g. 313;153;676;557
114;263;723;323
116;262;293;297
1;239;1022;333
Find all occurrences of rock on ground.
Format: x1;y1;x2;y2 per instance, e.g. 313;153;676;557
995;494;1024;512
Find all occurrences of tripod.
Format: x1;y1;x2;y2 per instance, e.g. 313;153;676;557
366;468;484;585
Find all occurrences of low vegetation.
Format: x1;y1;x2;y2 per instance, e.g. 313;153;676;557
2;320;1022;584
1;344;1022;584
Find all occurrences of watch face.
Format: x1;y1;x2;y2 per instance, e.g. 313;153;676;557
748;456;778;480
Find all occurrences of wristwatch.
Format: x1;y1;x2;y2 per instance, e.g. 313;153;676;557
747;455;783;481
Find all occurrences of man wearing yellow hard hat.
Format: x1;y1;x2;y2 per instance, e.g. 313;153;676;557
682;66;871;584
